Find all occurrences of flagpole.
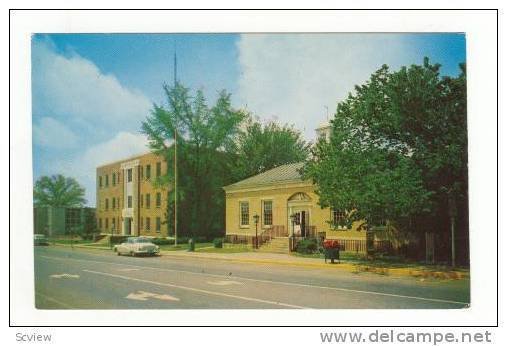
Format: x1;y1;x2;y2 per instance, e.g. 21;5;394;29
174;50;178;247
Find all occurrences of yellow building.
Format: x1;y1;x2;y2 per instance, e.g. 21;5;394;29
223;162;370;252
96;152;169;237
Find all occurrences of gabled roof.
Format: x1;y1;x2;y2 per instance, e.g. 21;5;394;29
223;162;307;191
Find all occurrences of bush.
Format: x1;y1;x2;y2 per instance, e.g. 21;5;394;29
194;236;208;243
296;238;318;254
151;238;174;245
213;238;224;248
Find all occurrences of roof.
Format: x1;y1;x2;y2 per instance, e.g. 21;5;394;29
224;162;307;191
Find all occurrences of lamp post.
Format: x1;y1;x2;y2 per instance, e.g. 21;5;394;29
253;214;260;249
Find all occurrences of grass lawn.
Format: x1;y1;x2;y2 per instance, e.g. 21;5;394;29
159;242;214;251
52;239;95;245
196;245;253;253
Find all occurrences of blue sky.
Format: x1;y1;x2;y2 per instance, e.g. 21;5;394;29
32;33;466;206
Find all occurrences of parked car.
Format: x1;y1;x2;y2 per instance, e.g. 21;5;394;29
34;234;49;246
113;237;160;256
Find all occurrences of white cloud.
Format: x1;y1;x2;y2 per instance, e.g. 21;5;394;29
32;38;155;205
32;38;152;143
49;132;150;205
236;34;417;141
33;116;79;149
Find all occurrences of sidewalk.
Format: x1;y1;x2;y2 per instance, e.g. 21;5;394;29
160;249;469;280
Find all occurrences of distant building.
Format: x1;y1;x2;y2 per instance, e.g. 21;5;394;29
33;206;96;236
315;120;332;142
96;152;169;237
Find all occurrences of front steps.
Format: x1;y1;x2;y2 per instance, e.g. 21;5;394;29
258;237;289;254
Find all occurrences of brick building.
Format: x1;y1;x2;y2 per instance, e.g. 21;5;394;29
96;152;170;237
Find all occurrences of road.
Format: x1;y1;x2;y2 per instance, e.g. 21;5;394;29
34;246;470;309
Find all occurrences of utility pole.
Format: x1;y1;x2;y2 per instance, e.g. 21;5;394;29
173;50;178;247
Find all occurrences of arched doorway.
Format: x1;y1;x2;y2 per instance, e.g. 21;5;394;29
287;192;312;238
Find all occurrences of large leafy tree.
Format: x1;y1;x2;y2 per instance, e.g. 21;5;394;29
305;58;468;264
232;117;310;180
142;83;246;237
33;175;86;207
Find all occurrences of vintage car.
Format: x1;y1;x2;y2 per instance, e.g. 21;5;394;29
34;234;49;246
114;237;160;256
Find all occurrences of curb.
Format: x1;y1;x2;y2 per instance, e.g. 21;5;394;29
159;251;469;280
52;244;468;280
53;243;112;251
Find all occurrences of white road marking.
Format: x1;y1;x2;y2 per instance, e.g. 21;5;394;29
207;280;243;286
50;273;80;279
126;291;180;302
40;254;468;306
35;292;74;308
117;268;140;272
83;269;308;309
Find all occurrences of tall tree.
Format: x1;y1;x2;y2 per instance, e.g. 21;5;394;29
232;117;310;180
33;175;86;207
142;83;246;238
305;59;468;264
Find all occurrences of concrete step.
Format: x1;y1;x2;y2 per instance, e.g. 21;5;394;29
259;237;289;253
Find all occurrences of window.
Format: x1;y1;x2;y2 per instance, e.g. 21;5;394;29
105;198;109;210
105;218;109;230
332;209;345;227
112;198;116;209
112;218;116;231
127;195;132;208
156;162;161;177
146;194;150;208
140;166;143;179
105;174;109;187
99;176;102;188
112;173;116;186
117;198;120;209
98;218;102;230
156;217;161;233
240;202;249;226
140;194;144;208
146;217;151;231
127;168;132;182
146;165;151;179
263;200;273;226
156;192;161;207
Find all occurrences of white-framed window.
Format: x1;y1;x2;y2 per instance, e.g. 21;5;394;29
127;168;132;182
240;201;249;227
127;195;132;208
262;200;273;226
331;209;346;228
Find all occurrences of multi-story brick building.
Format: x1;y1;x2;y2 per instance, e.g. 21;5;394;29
96;152;170;237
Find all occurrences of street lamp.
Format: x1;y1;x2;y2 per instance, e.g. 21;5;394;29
253;214;260;249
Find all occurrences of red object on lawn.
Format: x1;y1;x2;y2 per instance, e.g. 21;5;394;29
323;239;340;249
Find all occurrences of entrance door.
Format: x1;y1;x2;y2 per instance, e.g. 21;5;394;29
300;211;306;237
124;218;132;235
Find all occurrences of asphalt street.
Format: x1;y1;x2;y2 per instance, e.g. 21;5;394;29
34;246;470;309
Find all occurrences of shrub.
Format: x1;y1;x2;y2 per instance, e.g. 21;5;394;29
194;236;208;243
296;238;318;254
213;238;224;248
151;238;174;245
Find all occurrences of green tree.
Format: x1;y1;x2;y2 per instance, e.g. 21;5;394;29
142;82;246;238
232;117;310;180
33;175;86;207
305;59;468;264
